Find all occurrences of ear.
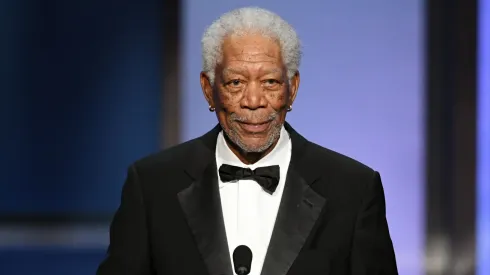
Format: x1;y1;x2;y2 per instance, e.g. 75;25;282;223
200;71;214;107
288;71;300;106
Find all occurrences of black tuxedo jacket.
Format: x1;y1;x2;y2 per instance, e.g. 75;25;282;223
97;123;398;275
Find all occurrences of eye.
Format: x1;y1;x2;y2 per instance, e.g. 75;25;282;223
263;79;280;88
226;79;244;88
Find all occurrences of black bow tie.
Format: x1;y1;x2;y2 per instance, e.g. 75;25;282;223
218;164;280;194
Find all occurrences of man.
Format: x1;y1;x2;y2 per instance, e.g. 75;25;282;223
97;7;398;275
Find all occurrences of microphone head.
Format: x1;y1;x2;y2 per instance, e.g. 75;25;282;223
232;245;252;275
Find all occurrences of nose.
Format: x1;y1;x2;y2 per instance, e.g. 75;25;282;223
240;81;267;110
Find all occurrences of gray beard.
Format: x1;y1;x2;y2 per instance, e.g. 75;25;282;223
221;121;282;153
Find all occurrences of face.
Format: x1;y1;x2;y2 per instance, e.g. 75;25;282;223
200;33;300;154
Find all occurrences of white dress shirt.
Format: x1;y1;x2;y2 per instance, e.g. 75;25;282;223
215;126;292;275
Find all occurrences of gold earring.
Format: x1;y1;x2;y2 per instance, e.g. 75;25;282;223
209;105;215;112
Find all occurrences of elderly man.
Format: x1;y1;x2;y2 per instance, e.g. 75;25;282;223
97;7;398;275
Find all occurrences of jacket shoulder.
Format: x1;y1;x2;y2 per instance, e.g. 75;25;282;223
131;137;204;172
304;141;377;183
302;141;381;208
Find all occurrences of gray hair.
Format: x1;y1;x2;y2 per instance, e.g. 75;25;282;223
201;7;302;85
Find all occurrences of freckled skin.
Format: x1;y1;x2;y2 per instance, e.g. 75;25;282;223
200;33;300;164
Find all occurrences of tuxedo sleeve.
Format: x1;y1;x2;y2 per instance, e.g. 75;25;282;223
350;171;398;274
97;165;153;275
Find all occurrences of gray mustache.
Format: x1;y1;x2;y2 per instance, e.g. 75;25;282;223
230;112;278;122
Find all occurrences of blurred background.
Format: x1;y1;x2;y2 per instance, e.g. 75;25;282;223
0;0;488;274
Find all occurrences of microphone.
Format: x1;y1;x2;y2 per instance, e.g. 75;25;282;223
232;245;252;275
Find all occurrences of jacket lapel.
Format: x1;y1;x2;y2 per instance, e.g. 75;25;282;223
177;125;233;275
260;123;328;275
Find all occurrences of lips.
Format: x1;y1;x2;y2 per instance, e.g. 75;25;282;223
237;121;272;133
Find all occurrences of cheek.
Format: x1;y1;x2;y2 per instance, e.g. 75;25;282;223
216;91;242;116
220;97;241;111
265;90;288;107
216;89;241;105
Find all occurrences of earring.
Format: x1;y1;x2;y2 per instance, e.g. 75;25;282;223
209;105;215;112
287;105;292;112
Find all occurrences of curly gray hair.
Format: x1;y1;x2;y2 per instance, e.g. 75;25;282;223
201;7;302;85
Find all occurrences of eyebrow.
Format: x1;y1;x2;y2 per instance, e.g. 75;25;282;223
222;68;247;76
222;68;282;76
260;68;281;74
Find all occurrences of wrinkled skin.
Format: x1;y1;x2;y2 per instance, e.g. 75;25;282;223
200;33;300;164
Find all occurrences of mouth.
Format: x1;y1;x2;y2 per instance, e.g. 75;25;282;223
236;120;272;133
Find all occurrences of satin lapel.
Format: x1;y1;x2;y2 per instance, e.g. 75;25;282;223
177;163;232;275
260;166;326;275
261;122;328;275
178;125;233;275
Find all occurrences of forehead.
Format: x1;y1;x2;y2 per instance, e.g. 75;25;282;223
220;33;284;68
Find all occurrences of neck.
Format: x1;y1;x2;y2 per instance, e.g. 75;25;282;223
223;134;279;165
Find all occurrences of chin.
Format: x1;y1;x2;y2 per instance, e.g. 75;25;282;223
236;137;276;153
240;145;271;153
244;143;269;151
223;123;281;153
